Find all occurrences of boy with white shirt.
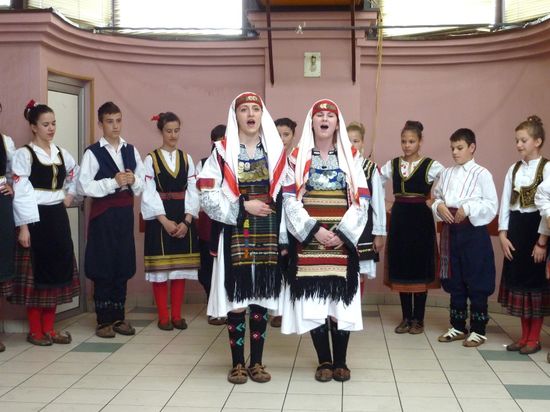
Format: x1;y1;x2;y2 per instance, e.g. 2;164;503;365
78;102;145;338
432;128;498;347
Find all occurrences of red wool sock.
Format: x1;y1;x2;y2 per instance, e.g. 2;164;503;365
27;307;44;338
360;280;365;297
152;282;169;324
519;316;530;345
170;279;186;321
42;306;57;336
527;317;543;344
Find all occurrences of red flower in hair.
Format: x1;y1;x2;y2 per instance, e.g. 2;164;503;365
151;114;160;121
26;99;37;109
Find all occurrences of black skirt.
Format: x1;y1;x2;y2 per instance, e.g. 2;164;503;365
387;201;437;285
501;211;547;291
0;193;15;283
28;203;74;289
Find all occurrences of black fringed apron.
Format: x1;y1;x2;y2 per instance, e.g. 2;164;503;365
222;152;282;302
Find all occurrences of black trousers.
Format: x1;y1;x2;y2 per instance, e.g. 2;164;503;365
93;277;128;325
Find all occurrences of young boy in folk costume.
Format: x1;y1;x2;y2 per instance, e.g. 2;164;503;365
500;116;550;355
347;121;386;294
195;124;226;326
11;101;80;346
433;128;498;347
380;121;444;335
0;102;16;351
78;102;145;338
281;100;370;382
197;92;288;384
141;112;200;331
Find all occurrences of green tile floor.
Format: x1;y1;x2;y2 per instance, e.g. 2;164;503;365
0;304;548;411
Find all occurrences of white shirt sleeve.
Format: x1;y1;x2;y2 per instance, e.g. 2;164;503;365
379;159;393;186
140;154;165;220
130;146;145;196
431;169;446;222
197;149;240;226
371;166;387;236
462;169;498;227
428;160;445;184
185;154;199;218
77;149;119;197
498;165;514;231
12;147;39;226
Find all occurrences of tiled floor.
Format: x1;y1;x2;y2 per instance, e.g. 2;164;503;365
0;304;549;412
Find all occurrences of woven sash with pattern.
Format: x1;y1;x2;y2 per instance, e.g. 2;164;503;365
297;189;349;278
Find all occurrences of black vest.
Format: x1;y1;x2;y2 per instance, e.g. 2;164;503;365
150;149;188;193
391;157;434;196
26;145;66;191
86;141;137;190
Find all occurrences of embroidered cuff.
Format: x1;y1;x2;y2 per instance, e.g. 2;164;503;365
303;220;321;246
236;194;248;227
334;228;356;252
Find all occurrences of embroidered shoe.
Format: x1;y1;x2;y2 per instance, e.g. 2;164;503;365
157;321;173;331
314;362;334;382
408;320;424;334
333;365;351;382
394;319;411;334
208;316;226;326
172;318;188;330
438;328;466;343
0;341;5;352
247;363;271;383
26;333;53;346
48;330;72;344
463;332;487;347
506;341;525;351
270;316;282;328
95;324;116;338
112;320;136;336
519;342;541;355
227;363;248;384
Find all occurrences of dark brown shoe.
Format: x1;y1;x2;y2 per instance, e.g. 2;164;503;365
408;320;424;334
112;320;135;335
506;341;524;351
208;316;226;326
48;330;72;344
520;342;541;355
96;324;116;338
157;321;173;331
0;341;5;352
172;318;188;330
314;362;333;382
394;319;410;334
27;333;52;346
227;363;248;384
247;363;271;383
333;366;351;382
270;316;282;328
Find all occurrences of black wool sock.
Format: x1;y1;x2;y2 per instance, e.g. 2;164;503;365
248;305;268;366
309;320;332;365
330;320;350;368
227;311;246;367
413;292;427;323
399;292;413;321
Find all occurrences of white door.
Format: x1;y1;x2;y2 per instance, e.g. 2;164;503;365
47;75;90;317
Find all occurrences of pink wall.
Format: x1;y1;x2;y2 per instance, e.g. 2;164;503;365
1;9;550;318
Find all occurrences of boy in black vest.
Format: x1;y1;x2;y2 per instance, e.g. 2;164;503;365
78;102;145;338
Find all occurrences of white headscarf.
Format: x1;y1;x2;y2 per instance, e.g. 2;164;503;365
293;99;368;203
214;92;287;202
